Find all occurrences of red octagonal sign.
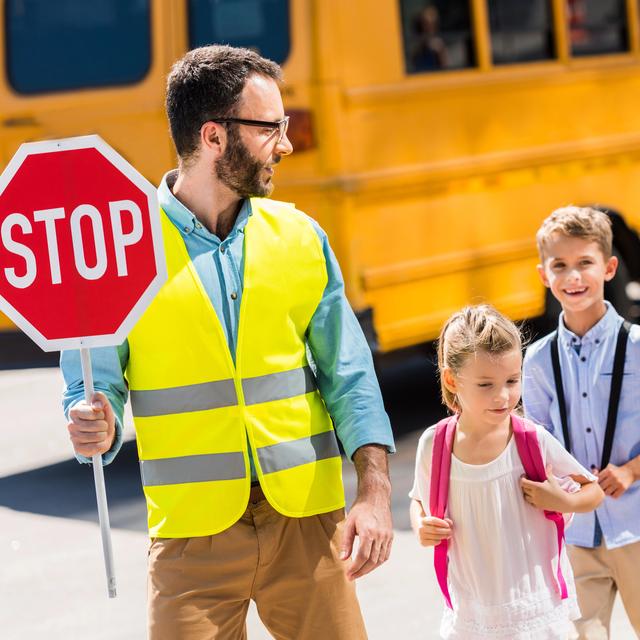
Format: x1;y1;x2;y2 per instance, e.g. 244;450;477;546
0;135;166;351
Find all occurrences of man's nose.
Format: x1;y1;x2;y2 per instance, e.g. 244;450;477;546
276;132;293;156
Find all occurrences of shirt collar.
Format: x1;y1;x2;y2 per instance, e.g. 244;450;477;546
558;301;618;347
158;169;252;240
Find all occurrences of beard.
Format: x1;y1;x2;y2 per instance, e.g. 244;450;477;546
215;126;276;198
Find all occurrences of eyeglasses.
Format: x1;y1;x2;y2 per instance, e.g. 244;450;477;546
208;116;290;145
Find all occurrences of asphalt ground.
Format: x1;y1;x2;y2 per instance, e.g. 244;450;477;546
0;363;636;639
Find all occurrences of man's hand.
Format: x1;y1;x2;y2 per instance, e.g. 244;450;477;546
67;392;116;458
520;465;572;512
341;444;393;581
417;516;453;547
598;463;636;499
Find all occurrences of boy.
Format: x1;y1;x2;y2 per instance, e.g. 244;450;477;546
522;206;640;639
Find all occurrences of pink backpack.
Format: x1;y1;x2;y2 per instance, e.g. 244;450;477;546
429;413;568;609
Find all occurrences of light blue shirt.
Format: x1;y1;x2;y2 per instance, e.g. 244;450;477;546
522;303;640;549
61;171;395;479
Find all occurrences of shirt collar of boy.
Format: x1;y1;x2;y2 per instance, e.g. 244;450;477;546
558;301;616;348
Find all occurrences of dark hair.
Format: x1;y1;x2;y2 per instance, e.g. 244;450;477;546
166;45;282;163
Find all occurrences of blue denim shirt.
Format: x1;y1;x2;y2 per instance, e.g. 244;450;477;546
522;303;640;549
61;171;395;479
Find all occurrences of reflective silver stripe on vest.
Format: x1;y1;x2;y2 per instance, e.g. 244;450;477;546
243;366;317;406
140;452;246;486
257;430;340;475
130;379;238;417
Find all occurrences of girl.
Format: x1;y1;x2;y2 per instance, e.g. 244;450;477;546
410;305;604;639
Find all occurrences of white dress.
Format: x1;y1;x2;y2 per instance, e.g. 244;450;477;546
410;423;596;640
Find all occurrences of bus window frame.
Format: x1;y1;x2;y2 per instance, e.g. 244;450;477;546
185;0;292;66
3;0;155;97
0;0;172;109
561;0;640;64
396;0;640;90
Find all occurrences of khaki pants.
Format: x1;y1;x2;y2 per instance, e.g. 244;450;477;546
147;486;367;640
568;542;640;639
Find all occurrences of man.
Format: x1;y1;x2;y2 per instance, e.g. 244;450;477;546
62;45;395;639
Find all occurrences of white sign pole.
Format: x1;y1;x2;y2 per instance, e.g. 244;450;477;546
80;347;117;598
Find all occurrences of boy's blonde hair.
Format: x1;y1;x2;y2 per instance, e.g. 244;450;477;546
536;206;612;260
437;305;522;413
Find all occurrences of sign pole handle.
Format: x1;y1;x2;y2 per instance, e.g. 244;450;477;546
80;347;117;598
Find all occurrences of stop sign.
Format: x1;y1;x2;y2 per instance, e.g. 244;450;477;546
0;135;166;351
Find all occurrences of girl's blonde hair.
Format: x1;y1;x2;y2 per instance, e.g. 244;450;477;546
437;305;522;413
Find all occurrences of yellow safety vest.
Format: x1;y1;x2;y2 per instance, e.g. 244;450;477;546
126;199;345;538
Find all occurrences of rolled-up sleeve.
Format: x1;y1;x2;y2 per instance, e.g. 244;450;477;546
306;221;395;459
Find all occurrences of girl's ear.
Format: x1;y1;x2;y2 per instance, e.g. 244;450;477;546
442;367;457;393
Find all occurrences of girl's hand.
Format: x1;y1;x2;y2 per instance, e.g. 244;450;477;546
520;465;571;512
417;516;453;547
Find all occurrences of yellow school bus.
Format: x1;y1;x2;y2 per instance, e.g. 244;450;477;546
1;0;640;355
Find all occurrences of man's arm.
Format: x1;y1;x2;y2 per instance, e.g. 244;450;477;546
61;343;129;464
305;221;395;579
339;444;393;580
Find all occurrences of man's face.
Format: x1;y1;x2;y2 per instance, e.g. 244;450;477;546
215;74;293;198
537;233;618;315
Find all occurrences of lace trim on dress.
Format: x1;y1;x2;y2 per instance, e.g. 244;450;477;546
443;590;580;639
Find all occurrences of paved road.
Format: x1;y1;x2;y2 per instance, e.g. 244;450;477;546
0;365;636;639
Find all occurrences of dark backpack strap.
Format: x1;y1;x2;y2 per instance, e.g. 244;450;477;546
600;321;631;469
550;331;572;454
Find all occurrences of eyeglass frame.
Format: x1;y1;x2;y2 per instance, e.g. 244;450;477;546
206;116;290;145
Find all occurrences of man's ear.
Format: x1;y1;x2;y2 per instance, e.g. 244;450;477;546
200;122;225;157
536;264;550;288
604;255;619;282
442;368;457;394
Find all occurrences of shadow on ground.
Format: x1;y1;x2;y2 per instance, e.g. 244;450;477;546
0;440;148;531
0;345;444;532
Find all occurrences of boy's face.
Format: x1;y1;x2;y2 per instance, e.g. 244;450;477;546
537;233;618;315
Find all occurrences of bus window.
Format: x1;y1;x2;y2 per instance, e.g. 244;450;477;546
567;0;629;56
488;0;554;65
188;0;290;64
5;0;151;95
400;1;475;74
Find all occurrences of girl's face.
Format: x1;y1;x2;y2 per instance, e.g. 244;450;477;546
449;348;522;425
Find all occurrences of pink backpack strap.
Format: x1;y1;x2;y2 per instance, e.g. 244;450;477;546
429;415;457;609
511;414;568;600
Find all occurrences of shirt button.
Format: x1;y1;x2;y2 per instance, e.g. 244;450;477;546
595;339;600;344
230;292;237;300
586;427;592;433
183;226;190;233
220;246;226;254
580;356;586;362
582;392;587;398
196;223;202;229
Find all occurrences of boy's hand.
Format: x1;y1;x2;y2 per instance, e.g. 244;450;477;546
598;464;636;499
521;465;571;512
417;516;453;547
67;392;116;458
